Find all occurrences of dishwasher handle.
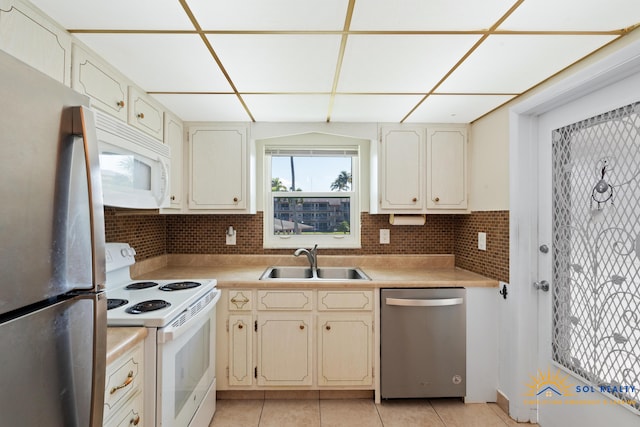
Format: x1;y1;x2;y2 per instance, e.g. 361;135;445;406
385;297;463;307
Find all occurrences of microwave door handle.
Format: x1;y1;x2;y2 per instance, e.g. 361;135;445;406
72;106;106;288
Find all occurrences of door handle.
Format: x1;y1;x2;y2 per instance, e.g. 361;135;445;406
534;280;550;292
385;297;463;307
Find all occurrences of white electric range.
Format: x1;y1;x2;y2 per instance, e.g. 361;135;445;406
105;242;220;427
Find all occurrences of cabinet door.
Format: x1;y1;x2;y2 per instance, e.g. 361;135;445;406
426;128;468;210
128;87;164;140
318;314;372;386
164;112;184;209
0;0;71;85
257;314;312;386
379;127;425;212
188;127;247;210
228;315;253;386
71;44;128;121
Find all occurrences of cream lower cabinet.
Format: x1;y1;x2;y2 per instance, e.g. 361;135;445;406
221;288;373;390
256;313;313;386
318;314;372;386
103;341;144;426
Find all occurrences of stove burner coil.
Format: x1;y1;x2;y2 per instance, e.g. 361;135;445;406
125;281;159;290
125;299;171;314
107;298;129;310
159;281;202;291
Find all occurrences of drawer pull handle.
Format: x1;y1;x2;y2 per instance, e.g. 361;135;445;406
131;414;140;426
110;370;134;394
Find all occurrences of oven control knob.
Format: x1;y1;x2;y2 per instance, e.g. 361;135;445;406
120;249;128;257
128;248;136;256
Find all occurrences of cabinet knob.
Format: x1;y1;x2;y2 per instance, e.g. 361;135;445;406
434;197;440;202
116;100;125;108
170;195;176;201
233;197;239;203
325;325;331;331
131;414;140;426
412;197;417;202
299;325;305;330
137;112;145;119
238;324;243;329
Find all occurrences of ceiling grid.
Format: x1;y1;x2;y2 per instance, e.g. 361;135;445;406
28;0;640;123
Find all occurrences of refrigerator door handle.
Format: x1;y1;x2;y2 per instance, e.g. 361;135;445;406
72;107;106;288
385;297;464;307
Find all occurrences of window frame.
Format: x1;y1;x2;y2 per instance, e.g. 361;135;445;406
262;142;361;249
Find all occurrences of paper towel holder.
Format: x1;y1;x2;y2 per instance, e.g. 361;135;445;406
389;214;426;225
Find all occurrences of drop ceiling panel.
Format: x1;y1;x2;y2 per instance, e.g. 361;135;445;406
186;0;349;30
438;34;618;93
350;0;514;31
75;34;232;92
151;94;250;122
242;95;331;122
406;94;516;123
207;34;341;92
498;0;640;31
29;0;193;30
338;35;481;93
331;94;424;122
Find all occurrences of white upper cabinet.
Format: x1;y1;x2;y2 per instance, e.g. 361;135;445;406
376;126;426;213
71;44;128;121
188;125;249;211
0;0;71;85
426;127;468;212
128;87;164;140
164;112;184;210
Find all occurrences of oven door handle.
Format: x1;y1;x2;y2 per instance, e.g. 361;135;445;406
157;289;221;344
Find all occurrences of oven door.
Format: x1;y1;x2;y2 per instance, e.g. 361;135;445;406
156;291;220;427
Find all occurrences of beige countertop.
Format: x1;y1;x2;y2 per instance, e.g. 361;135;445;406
106;327;147;365
131;254;499;289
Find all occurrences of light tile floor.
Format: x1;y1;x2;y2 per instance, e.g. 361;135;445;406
209;398;539;427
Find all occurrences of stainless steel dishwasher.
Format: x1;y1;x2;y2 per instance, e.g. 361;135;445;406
380;288;466;398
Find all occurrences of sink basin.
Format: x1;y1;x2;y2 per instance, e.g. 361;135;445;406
316;267;370;280
260;266;313;279
259;266;370;281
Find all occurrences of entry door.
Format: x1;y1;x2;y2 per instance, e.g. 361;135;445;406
536;94;640;425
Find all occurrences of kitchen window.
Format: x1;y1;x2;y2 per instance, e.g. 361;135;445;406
263;144;361;249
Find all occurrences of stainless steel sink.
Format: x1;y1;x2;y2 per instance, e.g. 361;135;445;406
259;266;370;281
316;267;370;280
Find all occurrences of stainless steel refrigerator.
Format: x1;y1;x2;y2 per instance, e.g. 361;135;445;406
0;50;107;426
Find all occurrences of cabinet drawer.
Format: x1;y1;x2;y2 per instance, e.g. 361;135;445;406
228;290;253;311
104;343;143;421
104;390;143;427
257;290;312;311
318;290;373;311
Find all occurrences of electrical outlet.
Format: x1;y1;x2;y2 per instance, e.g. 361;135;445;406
478;232;487;251
226;232;236;245
380;229;390;244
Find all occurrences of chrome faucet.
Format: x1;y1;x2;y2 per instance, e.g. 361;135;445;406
294;244;318;275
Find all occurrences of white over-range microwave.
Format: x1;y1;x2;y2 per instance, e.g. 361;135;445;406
95;110;170;209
